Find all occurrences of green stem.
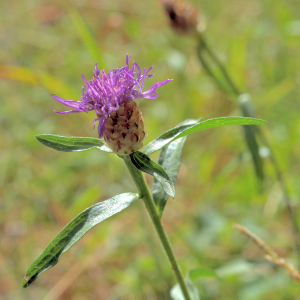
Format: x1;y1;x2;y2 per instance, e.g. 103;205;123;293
257;129;300;262
123;155;192;300
196;34;300;263
198;36;264;184
197;39;230;95
138;200;167;277
200;35;242;96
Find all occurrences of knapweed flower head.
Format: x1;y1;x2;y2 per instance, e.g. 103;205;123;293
160;0;205;35
52;55;172;155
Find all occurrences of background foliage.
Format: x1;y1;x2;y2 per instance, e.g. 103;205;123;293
0;0;300;299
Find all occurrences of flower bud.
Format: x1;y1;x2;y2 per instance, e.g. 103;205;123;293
103;100;146;155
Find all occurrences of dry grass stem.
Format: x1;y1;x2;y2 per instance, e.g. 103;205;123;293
233;223;300;283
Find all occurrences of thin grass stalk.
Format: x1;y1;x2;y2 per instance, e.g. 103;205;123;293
196;34;300;263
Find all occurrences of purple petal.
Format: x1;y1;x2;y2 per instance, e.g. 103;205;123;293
126;54;132;68
133;61;141;78
151;79;173;90
97;117;107;137
142;91;158;99
145;66;154;78
141;79;173;99
54;109;84;114
92;117;101;129
81;74;89;85
140;68;146;90
94;63;100;77
52;95;81;109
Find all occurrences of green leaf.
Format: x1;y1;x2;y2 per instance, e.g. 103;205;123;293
170;281;200;300
143;117;267;156
143;119;201;156
22;192;139;288
153;138;185;217
36;134;112;152
152;119;197;218
188;268;217;281
239;94;264;182
130;151;175;198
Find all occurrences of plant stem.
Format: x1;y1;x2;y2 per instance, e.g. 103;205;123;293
196;34;300;262
138;200;167;277
123;155;192;300
197;39;230;95
197;36;264;184
200;35;242;96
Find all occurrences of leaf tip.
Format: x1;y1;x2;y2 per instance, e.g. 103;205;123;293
255;118;268;124
169;189;175;199
35;135;46;143
21;273;30;288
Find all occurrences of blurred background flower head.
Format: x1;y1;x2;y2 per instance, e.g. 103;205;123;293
159;0;205;35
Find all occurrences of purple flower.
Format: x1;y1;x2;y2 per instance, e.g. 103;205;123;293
52;55;172;137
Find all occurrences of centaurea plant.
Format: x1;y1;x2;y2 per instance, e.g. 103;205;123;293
22;55;266;299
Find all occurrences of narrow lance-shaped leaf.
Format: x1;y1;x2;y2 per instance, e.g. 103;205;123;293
143;117;267;156
153;138;186;217
22;192;140;288
152;119;199;217
239;94;264;182
130;151;175;199
36;134;112;152
143;118;202;156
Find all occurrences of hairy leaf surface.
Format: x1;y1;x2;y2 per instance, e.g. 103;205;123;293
22;193;139;288
152;119;197;217
130;151;175;198
36;134;112;152
143;117;267;156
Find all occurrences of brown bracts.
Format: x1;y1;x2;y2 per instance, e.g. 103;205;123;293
103;101;146;155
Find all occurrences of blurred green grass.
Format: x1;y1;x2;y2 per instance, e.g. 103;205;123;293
0;0;300;299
